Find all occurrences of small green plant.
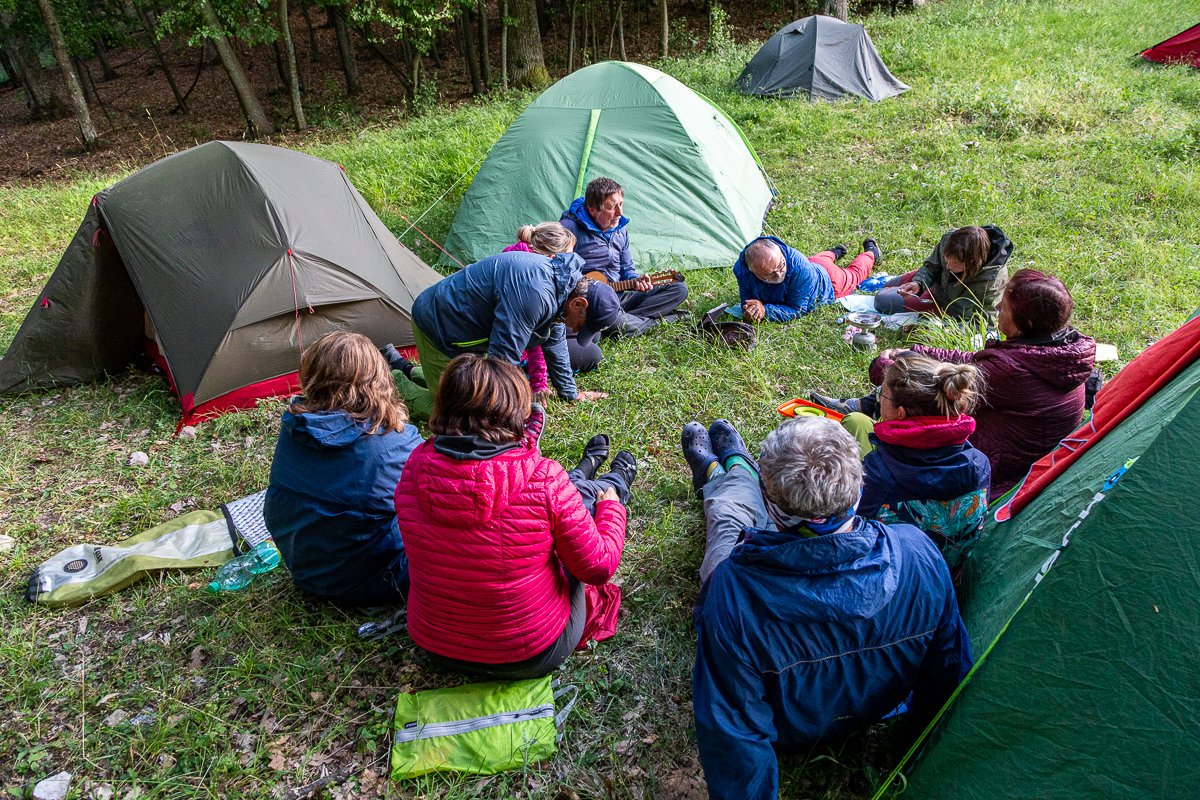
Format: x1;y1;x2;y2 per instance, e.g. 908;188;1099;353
707;4;736;57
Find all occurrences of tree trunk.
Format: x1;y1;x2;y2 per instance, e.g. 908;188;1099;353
508;0;548;89
132;3;187;112
299;0;318;61
72;56;96;104
0;47;19;89
92;36;119;80
792;0;801;18
459;10;482;94
835;0;849;21
567;1;576;72
35;0;97;147
499;0;508;89
197;0;275;138
477;0;490;89
332;7;357;95
616;1;625;60
659;0;668;57
278;0;306;130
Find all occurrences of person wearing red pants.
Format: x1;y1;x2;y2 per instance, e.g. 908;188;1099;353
732;235;880;323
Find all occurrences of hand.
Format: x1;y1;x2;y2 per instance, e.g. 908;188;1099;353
897;281;922;296
633;275;653;292
575;390;609;402
879;348;902;360
597;486;621;503
743;300;765;322
533;389;555;406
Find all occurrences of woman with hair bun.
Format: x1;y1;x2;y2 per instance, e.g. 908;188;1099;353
841;354;992;575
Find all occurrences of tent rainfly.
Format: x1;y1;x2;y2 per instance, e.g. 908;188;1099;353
442;61;774;271
0;141;441;426
1142;22;1200;68
736;15;908;102
881;312;1200;799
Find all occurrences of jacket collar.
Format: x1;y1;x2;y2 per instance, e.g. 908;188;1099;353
735;518;887;576
566;196;629;239
874;415;976;449
432;434;522;461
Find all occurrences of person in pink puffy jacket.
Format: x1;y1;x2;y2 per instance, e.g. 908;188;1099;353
395;354;636;679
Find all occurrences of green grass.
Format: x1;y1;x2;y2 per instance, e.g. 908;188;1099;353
2;0;1199;797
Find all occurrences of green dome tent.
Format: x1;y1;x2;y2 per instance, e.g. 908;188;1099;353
877;314;1200;799
442;61;774;271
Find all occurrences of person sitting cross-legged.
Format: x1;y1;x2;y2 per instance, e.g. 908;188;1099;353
681;416;973;800
734;236;880;322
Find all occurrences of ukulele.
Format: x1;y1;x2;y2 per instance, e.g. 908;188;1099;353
583;269;685;292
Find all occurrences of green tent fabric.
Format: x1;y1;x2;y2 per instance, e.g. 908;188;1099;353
442;61;774;271
894;318;1200;799
0;141;441;425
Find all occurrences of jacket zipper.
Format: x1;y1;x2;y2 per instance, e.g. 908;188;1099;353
394;704;555;743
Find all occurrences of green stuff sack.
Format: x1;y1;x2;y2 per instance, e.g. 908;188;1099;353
390;677;578;779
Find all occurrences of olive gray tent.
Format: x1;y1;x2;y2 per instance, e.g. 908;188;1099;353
736;15;908;102
0;141;440;425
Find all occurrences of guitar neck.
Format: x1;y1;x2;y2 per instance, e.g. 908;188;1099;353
603;271;682;292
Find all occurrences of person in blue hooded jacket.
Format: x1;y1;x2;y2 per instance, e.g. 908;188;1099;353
733;236;880;323
264;332;423;607
405;229;621;413
560;177;689;342
679;416;972;800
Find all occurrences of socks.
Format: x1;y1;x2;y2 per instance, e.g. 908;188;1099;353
723;455;757;475
705;461;726;481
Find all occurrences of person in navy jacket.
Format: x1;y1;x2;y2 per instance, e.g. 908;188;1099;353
680;416;972;800
733;235;879;322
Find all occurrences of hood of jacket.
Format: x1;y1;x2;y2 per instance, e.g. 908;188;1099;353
564;197;629;239
977;223;1014;277
405;438;542;528
984;327;1096;390
874;415;975;449
281;405;374;449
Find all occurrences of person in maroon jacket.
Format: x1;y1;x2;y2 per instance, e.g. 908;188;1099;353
394;354;636;679
814;269;1096;498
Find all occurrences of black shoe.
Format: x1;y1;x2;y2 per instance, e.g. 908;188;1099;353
574;434;610;480
808;391;860;415
862;238;882;264
605;450;638;490
681;421;718;498
708;419;756;470
829;243;848;260
380;343;414;378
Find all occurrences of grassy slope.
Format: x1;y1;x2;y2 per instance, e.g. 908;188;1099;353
1;0;1198;797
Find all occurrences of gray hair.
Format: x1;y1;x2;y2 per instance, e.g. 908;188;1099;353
758;418;862;518
745;238;781;270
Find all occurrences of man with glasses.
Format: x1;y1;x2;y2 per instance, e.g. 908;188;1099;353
733;235;881;323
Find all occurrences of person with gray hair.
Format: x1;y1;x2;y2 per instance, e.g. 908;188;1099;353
680;416;972;800
733;234;880;323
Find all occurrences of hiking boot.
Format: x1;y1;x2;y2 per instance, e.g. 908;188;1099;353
808;391;860;415
379;343;415;378
573;434;611;480
709;419;757;472
828;243;848;260
681;421;718;497
862;238;883;264
524;403;546;449
605;450;639;490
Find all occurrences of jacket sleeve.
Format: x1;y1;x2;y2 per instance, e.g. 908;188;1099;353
694;616;780;800
909;576;973;728
488;279;547;366
617;232;638;282
912;236;947;291
910;344;976;365
525;345;549;394
545;463;624;584
766;246;819;320
541;322;578;401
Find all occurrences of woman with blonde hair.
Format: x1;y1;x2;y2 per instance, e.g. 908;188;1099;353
265;331;422;606
841;353;991;575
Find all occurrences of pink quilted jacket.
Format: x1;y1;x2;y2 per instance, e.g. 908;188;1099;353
394;438;627;663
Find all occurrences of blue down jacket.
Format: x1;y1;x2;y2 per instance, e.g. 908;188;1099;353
693;519;972;800
559;197;636;282
264;406;422;604
411;249;583;400
732;235;834;321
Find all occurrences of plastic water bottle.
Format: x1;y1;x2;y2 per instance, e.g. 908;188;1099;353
207;541;281;593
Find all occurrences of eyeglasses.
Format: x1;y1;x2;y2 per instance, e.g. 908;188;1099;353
872;385;895;404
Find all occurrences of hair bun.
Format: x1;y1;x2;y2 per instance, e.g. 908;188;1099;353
516;224;535;243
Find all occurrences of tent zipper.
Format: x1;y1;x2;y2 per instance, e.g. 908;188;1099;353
394;703;555;743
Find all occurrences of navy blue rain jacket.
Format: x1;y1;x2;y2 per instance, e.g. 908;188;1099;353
264;407;422;604
693;519;972;800
559;197;636;282
411;250;583;400
732;236;834;321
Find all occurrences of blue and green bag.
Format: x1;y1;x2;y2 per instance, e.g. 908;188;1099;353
390;677;579;779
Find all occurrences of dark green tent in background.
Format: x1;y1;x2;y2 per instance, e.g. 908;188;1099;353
442;61;774;271
0;141;440;426
882;314;1200;799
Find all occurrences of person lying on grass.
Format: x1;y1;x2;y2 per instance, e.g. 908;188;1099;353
814;268;1096;499
873;224;1013;325
840;353;991;579
680;416;972;800
394;354;636;680
733;235;880;323
382;221;620;418
264;331;422;607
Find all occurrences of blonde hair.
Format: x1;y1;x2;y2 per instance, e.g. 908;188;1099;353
291;331;407;433
516;222;576;256
885;353;984;417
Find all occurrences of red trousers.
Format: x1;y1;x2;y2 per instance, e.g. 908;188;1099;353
809;250;876;298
